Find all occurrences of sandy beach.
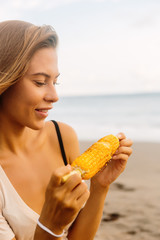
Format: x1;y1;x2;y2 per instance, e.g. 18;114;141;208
79;141;160;240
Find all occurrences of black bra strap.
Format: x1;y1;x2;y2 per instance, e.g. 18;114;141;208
51;120;68;166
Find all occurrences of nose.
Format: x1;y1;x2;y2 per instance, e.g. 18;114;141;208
44;85;59;103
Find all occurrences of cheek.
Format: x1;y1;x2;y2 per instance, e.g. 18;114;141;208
0;79;45;118
2;88;41;115
14;84;42;108
17;90;39;107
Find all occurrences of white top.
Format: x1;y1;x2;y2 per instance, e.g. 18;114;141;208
0;166;68;240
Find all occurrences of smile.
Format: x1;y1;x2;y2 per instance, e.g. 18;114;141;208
36;109;48;113
35;109;49;118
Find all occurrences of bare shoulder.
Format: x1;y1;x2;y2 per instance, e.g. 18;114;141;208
45;121;80;164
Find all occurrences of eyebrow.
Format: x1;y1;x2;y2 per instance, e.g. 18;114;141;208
31;72;60;78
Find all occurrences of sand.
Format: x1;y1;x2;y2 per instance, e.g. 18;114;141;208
79;141;160;240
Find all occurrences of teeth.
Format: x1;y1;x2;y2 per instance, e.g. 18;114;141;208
40;110;48;113
37;109;48;113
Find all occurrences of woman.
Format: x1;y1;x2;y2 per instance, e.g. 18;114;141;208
0;20;133;240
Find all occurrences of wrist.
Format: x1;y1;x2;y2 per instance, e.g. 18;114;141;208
36;218;65;238
90;179;110;195
38;216;64;236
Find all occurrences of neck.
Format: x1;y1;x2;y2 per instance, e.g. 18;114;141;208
0;115;33;155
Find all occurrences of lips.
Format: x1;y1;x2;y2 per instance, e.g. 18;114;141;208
35;108;52;118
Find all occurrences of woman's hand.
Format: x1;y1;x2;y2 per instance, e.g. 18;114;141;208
39;165;90;235
91;132;133;189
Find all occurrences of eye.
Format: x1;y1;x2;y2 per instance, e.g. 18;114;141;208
53;81;60;86
53;76;61;86
34;81;46;86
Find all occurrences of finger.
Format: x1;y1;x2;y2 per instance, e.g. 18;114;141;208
119;138;133;147
112;153;129;161
72;181;88;199
115;146;133;156
76;189;90;207
116;132;126;140
50;165;72;187
64;173;82;191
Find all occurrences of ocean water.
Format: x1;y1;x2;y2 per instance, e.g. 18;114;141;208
47;92;160;142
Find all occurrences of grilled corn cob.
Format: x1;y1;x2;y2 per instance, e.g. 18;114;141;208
62;134;119;182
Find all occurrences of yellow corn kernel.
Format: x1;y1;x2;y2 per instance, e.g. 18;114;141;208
62;134;119;182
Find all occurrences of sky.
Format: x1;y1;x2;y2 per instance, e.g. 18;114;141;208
0;0;160;96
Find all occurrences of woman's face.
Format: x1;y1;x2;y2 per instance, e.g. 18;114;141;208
0;47;59;129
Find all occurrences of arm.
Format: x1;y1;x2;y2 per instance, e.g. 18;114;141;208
67;184;109;240
33;165;89;240
67;133;133;240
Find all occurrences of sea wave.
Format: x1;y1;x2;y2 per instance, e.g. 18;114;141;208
47;92;160;142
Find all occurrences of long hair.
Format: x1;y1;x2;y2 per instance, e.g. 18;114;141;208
0;20;58;94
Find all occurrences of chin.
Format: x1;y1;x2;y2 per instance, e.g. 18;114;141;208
28;120;46;130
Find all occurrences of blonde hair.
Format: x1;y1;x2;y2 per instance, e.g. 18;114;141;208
0;20;58;94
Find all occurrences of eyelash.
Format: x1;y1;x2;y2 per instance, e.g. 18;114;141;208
35;82;46;86
35;81;60;87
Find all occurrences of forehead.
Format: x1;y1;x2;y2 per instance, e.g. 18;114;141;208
27;47;58;75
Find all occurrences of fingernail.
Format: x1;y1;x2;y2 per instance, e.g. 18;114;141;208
117;133;122;138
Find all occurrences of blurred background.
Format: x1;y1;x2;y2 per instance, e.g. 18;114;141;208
1;2;160;239
1;0;160;142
